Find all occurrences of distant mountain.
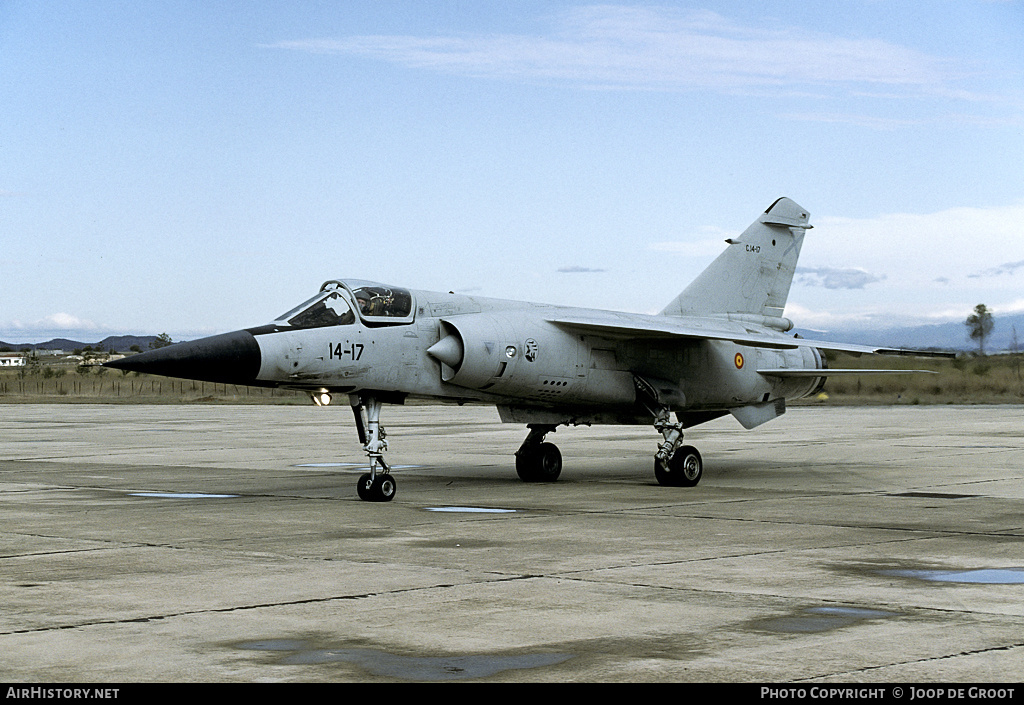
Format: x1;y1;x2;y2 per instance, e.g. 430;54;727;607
0;335;160;353
796;312;1024;353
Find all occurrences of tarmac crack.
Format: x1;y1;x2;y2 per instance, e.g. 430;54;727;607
797;640;1024;681
0;546;120;560
0;576;537;637
606;509;1024;539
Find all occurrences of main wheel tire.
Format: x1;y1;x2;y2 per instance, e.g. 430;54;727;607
535;442;562;482
654;445;703;487
515;449;536;482
516;442;562;482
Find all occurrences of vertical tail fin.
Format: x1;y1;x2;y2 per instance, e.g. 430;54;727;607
660;197;811;318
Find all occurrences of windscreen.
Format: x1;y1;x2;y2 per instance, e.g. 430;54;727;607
284;292;355;329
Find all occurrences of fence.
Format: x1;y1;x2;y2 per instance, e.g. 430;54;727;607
0;374;304;402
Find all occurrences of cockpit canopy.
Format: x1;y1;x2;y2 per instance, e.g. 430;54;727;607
345;281;413;319
274;280;415;329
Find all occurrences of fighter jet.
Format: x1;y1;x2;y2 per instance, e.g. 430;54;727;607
106;198;951;501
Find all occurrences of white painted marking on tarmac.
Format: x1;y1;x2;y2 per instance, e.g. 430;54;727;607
130;492;238;499
426;507;517;514
294;462;420;469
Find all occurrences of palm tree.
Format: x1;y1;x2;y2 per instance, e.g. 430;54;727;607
966;304;994;356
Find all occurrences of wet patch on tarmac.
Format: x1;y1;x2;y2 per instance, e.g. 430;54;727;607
750;606;899;634
881;568;1024;584
233;638;573;680
844;560;1024;585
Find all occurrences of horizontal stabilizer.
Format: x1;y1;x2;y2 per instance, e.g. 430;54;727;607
758;368;938;377
871;348;957;358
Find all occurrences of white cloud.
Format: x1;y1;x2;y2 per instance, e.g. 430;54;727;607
557;266;606;273
806;203;1024;286
0;313;103;341
790;202;1024;327
998;299;1024;315
969;259;1024;279
649;226;736;256
796;266;886;290
780;112;927;131
269;6;956;95
42;313;98;330
785;301;977;332
782;302;888;330
644;201;1024;330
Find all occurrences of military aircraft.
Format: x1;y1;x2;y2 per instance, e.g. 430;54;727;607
106;198;952;501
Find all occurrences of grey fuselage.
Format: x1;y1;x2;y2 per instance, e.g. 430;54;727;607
245;279;823;428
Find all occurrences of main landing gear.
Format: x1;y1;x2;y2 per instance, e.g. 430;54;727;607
510;411;704;488
515;424;562;482
350;395;396;502
652;408;703;487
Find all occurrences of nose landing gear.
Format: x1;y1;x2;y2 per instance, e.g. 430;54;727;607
350;395;396;502
356;471;396;502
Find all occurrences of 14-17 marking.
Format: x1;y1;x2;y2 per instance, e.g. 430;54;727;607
330;342;364;361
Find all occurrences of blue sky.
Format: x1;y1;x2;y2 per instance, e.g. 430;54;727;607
2;1;1023;342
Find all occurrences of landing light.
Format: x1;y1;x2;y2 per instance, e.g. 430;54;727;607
311;391;332;406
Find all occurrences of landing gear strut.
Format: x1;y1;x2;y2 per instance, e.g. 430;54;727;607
515;424;562;482
653;408;703;487
350;395;396;501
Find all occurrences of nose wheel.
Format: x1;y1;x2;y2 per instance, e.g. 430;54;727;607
357;472;397;502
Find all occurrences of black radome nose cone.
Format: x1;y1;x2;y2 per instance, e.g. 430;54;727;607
104;330;261;385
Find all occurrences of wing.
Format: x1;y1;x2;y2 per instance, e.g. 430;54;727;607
548;314;956;359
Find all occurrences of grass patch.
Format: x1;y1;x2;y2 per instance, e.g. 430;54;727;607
802;352;1024;405
0;368;307;404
